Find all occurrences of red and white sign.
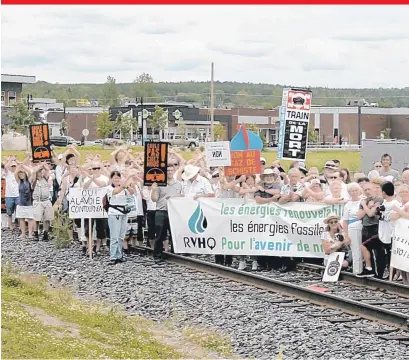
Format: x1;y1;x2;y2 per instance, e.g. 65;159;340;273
287;90;312;111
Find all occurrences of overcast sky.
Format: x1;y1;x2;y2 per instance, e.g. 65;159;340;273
2;5;409;88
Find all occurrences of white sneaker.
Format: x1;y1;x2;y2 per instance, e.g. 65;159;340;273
252;260;259;271
238;260;246;271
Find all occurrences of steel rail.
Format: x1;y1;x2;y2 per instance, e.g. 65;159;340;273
131;243;409;330
165;253;409;330
297;263;409;297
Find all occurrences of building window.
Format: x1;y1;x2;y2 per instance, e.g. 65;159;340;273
1;91;4;106
8;91;16;105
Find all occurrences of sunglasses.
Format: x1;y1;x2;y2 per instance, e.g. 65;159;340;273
375;165;382;168
212;174;220;178
10;165;17;168
261;162;266;165
92;167;100;170
328;220;338;225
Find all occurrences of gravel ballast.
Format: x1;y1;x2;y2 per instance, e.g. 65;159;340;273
2;236;409;360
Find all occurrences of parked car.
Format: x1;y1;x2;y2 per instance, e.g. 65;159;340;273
50;136;81;147
163;134;199;148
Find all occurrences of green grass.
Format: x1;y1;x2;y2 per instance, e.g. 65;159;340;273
182;327;232;357
2;146;361;171
1;263;185;359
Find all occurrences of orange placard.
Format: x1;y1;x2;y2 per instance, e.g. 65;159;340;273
1;178;6;212
29;124;51;162
224;150;261;177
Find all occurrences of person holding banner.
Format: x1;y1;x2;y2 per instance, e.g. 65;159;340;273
342;183;364;274
151;163;183;262
82;162;109;255
390;184;409;284
106;171;135;265
180;165;214;200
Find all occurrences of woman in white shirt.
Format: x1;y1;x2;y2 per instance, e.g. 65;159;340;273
321;214;351;269
342;183;363;274
106;171;135;265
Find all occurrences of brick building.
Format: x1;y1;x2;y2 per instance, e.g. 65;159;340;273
26;104;409;144
1;73;36;131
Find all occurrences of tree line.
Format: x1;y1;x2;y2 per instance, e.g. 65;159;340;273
22;73;409;109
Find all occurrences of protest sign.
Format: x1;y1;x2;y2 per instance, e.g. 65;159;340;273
68;188;108;219
144;142;168;186
1;178;6;213
322;252;345;282
205;141;231;167
224;150;261;177
391;218;409;272
29;124;51;162
277;89;312;161
168;198;343;257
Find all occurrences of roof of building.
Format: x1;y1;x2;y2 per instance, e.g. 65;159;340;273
1;74;36;84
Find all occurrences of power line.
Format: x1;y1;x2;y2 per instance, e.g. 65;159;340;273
28;94;409;102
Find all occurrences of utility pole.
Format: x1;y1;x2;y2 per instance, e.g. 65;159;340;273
357;105;362;146
141;96;145;146
210;62;215;141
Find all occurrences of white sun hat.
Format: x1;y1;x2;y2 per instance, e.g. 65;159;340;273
182;164;201;181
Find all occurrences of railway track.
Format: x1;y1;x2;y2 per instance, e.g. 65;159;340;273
135;245;409;339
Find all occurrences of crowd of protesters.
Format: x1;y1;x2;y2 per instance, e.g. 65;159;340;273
2;144;408;284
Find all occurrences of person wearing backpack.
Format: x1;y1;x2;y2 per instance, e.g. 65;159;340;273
106;170;135;265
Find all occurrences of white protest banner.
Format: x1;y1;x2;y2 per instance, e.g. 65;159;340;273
69;187;108;219
277;88;312;161
205;141;231;167
322;252;345;282
168;198;343;257
391;218;409;272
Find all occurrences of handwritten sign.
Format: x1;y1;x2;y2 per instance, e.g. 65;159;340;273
1;179;6;213
29;124;51;162
224;150;261;176
68;188;108;219
144;142;168;186
205;141;231;167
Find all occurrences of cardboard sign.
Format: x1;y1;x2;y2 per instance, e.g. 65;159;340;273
224;150;261;177
205;141;231;167
144;142;168;186
29;124;51;162
322;252;345;282
68;188;108;219
278;89;312;161
1;179;6;213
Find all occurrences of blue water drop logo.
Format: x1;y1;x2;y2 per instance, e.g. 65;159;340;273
188;204;208;234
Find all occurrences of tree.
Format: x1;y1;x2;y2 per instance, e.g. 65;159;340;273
215;90;225;107
213;123;226;140
100;76;120;107
236;91;250;108
133;73;158;101
96;110;114;139
114;111;137;140
149;105;168;139
244;123;259;134
8;101;35;133
308;127;318;143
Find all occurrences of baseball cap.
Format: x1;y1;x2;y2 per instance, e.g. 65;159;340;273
324;160;338;169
